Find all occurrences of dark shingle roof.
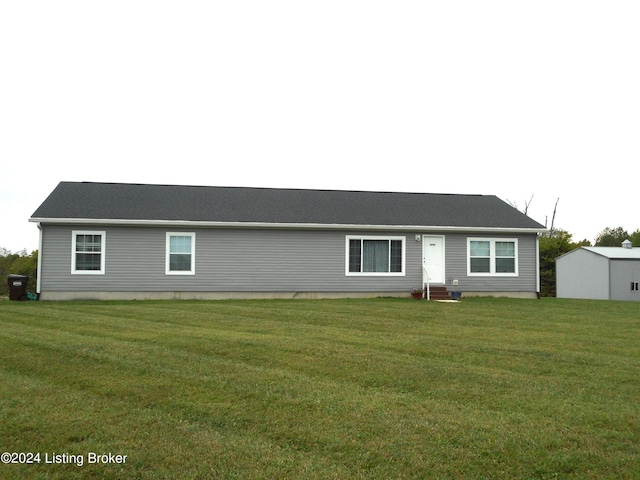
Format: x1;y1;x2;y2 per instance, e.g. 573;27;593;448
31;182;546;230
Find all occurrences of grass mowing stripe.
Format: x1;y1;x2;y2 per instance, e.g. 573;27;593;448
1;297;639;478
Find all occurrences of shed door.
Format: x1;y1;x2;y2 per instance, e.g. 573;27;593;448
423;236;445;284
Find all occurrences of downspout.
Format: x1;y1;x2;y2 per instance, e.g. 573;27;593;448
36;223;42;295
535;233;540;297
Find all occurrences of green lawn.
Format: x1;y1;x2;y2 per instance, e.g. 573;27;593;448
1;298;638;479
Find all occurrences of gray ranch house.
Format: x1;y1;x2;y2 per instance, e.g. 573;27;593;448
30;182;546;300
556;240;640;301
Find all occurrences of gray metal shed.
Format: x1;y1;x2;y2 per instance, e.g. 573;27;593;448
556;241;640;301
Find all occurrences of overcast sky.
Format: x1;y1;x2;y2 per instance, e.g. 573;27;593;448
2;1;639;253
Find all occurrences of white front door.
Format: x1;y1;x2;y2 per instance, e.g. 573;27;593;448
423;235;445;284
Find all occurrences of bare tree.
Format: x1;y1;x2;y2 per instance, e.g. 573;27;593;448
507;194;534;214
548;198;560;235
508;195;560;236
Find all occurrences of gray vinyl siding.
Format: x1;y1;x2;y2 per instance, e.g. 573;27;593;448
442;233;539;293
39;225;539;295
40;225;420;293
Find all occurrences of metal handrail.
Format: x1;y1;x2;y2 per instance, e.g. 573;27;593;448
423;266;430;301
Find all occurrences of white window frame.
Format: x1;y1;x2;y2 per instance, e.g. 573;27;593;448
71;230;106;274
166;232;196;275
467;238;518;276
345;235;406;276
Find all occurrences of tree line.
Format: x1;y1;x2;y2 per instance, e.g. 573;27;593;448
2;226;639;297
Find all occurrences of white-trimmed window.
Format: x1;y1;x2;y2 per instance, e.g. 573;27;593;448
468;238;518;276
346;236;405;275
72;231;106;274
166;233;195;275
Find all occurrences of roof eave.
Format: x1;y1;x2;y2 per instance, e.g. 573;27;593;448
29;217;548;234
557;246;640;261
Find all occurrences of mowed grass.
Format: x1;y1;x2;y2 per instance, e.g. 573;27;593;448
0;298;639;479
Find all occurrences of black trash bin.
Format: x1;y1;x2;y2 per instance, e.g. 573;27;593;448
7;274;30;301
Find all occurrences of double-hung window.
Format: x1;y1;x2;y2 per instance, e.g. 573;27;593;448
468;238;518;276
72;231;106;274
166;233;195;275
346;236;405;275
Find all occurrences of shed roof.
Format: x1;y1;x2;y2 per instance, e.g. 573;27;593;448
581;246;640;259
31;182;546;231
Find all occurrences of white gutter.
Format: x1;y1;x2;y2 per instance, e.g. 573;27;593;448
29;217;548;234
